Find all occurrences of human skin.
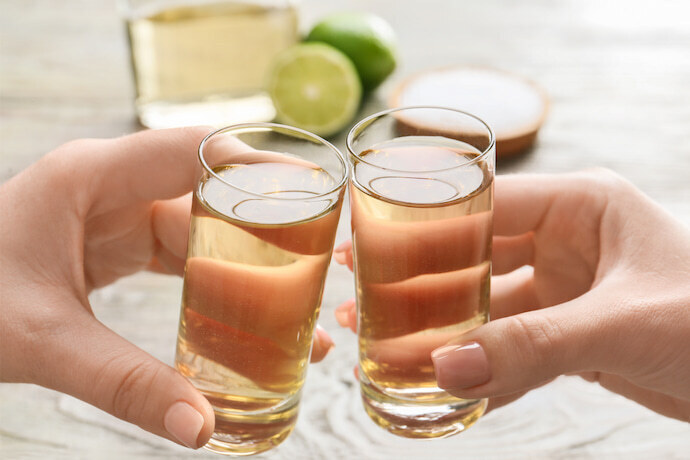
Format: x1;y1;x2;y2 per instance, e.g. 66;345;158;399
334;170;690;421
0;127;335;449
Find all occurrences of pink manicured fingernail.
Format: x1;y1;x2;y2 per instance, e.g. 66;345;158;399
315;325;335;351
164;401;205;449
333;251;347;264
432;342;490;390
334;306;349;327
334;241;351;253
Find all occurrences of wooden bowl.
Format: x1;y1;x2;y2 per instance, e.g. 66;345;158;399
389;66;549;158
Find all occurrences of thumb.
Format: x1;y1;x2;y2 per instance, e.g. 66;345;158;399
41;308;215;449
432;291;612;399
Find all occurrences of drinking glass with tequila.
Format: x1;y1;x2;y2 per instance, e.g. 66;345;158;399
176;123;347;455
347;106;495;438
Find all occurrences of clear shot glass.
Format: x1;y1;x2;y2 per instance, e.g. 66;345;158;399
175;123;347;455
347;106;495;438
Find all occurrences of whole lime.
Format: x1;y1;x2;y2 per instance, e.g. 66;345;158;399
306;12;397;92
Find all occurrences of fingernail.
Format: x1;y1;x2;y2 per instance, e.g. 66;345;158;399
164;401;205;449
334;241;350;253
315;325;335;351
432;342;490;390
333;251;347;265
334;304;350;327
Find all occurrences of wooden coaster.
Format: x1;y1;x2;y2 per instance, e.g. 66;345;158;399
389;66;549;158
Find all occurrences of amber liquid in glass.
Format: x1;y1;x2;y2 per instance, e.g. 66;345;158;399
126;1;298;128
351;138;492;438
176;161;342;455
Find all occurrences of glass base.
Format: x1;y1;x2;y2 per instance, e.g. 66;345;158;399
201;392;299;456
203;426;294;457
136;92;276;129
360;378;487;439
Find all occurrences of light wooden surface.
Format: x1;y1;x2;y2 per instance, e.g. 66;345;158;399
1;0;689;458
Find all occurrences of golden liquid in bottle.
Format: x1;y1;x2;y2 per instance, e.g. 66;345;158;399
176;161;342;455
351;138;492;438
126;1;298;128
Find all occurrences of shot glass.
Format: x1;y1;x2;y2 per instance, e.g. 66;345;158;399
175;123;347;455
346;106;495;438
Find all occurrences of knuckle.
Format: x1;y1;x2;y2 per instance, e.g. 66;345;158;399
578;167;632;194
42;138;102;184
181;125;214;139
584;166;617;180
58;138;99;152
507;314;565;365
108;357;161;422
49;139;103;163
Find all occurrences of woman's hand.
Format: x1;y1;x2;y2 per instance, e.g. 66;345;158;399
334;170;690;421
0;127;335;449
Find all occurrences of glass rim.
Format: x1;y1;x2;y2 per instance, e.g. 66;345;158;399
198;122;349;201
346;105;496;173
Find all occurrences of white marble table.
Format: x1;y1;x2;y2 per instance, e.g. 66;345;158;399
1;0;689;458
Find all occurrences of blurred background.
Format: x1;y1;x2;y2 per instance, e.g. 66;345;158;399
1;0;689;458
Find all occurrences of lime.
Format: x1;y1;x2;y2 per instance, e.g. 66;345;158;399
306;12;397;91
268;43;362;137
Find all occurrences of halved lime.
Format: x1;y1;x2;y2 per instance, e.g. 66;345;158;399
268;43;362;137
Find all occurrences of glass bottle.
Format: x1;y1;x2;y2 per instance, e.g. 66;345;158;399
122;0;299;128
